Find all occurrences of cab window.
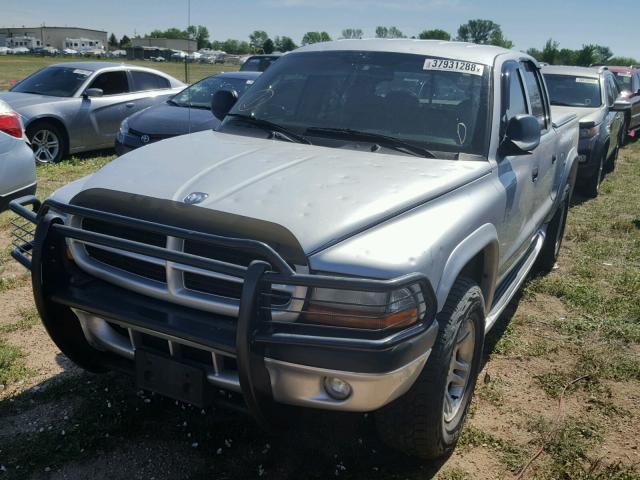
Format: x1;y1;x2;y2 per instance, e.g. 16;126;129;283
521;62;547;129
88;71;129;95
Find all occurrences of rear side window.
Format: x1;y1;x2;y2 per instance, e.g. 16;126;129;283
605;76;617;105
88;71;129;95
521;62;547;128
130;71;171;91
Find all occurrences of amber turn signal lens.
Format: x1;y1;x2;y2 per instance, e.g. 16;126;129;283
304;305;418;330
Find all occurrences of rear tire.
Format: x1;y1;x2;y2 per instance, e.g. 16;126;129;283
375;278;485;460
536;187;571;274
27;120;67;164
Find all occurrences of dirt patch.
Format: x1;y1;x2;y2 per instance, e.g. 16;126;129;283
28;440;210;480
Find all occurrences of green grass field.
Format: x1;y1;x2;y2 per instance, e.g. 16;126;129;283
0;54;238;90
0;56;639;479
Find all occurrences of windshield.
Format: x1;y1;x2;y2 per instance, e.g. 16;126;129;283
240;56;279;72
545;74;602;108
171;76;256;109
11;66;92;97
613;72;633;92
222;51;491;157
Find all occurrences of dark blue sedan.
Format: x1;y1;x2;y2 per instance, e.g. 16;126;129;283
115;71;261;155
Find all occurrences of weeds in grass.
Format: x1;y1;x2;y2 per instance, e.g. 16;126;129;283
437;468;471;480
0;275;29;293
459;425;529;472
0;306;39;334
0;340;30;386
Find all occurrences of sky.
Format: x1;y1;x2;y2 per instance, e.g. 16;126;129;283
3;0;638;58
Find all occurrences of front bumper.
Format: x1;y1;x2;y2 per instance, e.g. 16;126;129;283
9;196;438;418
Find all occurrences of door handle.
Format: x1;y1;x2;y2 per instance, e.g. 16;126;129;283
532;167;539;182
125;103;135;108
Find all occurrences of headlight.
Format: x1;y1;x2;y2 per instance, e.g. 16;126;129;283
301;284;427;330
119;118;129;135
579;125;598;139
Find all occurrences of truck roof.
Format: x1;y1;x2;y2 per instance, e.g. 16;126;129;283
541;65;601;78
294;39;514;65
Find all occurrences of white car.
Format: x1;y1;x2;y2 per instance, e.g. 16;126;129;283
0;99;36;212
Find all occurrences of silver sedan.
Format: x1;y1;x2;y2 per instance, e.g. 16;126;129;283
0;99;36;212
0;62;185;163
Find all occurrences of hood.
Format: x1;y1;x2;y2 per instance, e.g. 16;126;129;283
128;102;219;135
0;91;70;112
60;131;491;255
551;105;603;125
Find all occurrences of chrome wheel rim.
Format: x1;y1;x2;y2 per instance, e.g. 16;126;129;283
444;317;475;423
31;129;59;163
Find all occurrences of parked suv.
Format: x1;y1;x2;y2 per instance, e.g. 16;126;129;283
543;66;628;197
0;99;36;212
9;40;579;460
608;66;640;142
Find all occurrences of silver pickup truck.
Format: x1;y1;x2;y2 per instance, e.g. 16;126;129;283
9;40;578;460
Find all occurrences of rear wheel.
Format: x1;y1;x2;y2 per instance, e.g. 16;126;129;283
27;121;67;164
375;278;485;460
536;188;570;273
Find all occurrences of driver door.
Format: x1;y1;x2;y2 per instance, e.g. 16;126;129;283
78;70;133;149
495;61;540;279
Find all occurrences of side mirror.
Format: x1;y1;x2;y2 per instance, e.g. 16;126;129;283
611;100;631;112
211;89;238;121
83;88;103;98
503;114;541;153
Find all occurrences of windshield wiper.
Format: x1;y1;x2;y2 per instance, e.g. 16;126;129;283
226;113;312;145
305;127;437;158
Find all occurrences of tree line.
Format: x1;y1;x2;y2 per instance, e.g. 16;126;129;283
107;20;637;65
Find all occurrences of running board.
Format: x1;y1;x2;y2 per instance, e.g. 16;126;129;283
485;231;545;333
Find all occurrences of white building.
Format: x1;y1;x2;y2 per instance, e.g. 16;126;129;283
64;37;104;51
7;35;41;49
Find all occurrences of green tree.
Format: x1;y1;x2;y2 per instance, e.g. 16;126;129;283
341;28;363;39
456;19;512;48
148;27;188;39
541;39;560;64
418;29;451;40
607;56;639;66
263;38;275;54
187;25;210;50
119;35;131;48
592;45;612;65
108;33;118;49
249;30;269;52
575;44;596;66
301;31;331;45
557;48;577;65
376;26;404;38
274;36;297;52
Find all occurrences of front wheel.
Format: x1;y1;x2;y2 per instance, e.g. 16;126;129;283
27;121;67;164
580;151;604;198
375;278;485;460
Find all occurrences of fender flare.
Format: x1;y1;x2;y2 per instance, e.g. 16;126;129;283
546;145;579;223
435;223;500;315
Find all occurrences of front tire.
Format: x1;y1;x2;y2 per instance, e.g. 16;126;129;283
375;278;485;460
580;150;604;198
27;121;67;164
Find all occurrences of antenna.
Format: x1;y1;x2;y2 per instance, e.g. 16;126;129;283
187;0;191;135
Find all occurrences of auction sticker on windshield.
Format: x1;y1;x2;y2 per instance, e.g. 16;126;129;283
424;59;485;76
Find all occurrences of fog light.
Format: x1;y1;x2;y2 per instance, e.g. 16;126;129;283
323;376;352;400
